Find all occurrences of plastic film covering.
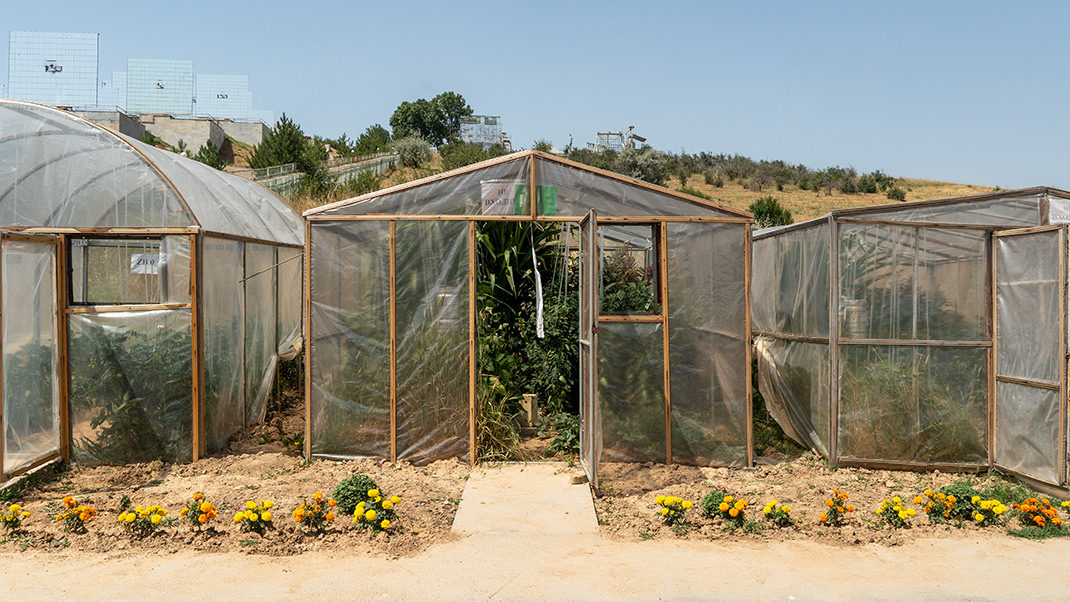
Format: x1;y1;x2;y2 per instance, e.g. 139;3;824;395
310;221;391;459
0;101;193;229
599;322;665;463
394;221;470;463
754;337;830;456
838;345;987;464
277;247;304;358
245;244;277;427
2;240;59;474
202;237;244;453
752;222;830;337
839;224;986;342
317;157;529;216
995;382;1060;483
69;235;191;305
68;310;193;463
847;193;1041;227
995;230;1061;384
667;222;748;466
536;157;738;218
126;135;303;246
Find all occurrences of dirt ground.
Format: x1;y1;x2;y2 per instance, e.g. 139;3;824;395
0;400;1042;557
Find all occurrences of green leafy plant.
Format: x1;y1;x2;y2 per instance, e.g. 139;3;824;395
919;482;981;525
875;496;916;528
701;491;747;528
233;500;275;535
653;495;692;527
1;502;31;532
333;474;379;516
761;500;794;528
747;195;794;229
392;136;433;168
351;488;400;533
117;504;169;538
291;492;337;534
818;489;854;526
540;413;580;457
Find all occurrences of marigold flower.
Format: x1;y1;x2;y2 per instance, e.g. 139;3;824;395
234;513;244;523
660;507;669;516
263;501;274;510
368;489;380;498
314;492;323;502
151;514;163;525
180;508;189;517
10;504;21;513
845;505;855;513
246;501;257;510
200;502;212;513
763;507;772;515
724;496;733;503
913;497;923;505
381;519;391;529
193;493;204;501
325;512;335;521
682;501;692;510
261;511;272;522
825;500;834;508
729;508;739;518
819;513;828;522
328;499;337;507
390;496;401;504
198;514;207;524
719;502;729;512
655;496;666;505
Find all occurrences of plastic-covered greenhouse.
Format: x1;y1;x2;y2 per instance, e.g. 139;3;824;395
304;150;752;486
0;100;303;483
753;186;1070;491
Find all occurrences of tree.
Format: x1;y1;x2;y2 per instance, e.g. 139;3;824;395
532;139;553;153
748;196;794;229
439;141;509;171
353;124;392;155
192;141;225;170
392;136;432;168
247;114;307;169
389;91;473;148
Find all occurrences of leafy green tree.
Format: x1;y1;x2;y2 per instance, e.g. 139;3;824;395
616;146;673;185
353;124;392;155
439;141;509;171
192;141;225;170
248;114;307;169
389;91;473;147
748;195;794;229
532;139;553;153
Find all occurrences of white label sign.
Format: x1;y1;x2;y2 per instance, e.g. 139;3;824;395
130;253;160;274
481;180;520;215
1049;198;1070;224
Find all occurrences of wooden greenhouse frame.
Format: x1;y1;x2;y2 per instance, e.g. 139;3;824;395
304;150;754;487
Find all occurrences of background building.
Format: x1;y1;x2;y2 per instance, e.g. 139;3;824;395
7;31;98;107
459;115;510;150
125;58;194;115
195;73;273;123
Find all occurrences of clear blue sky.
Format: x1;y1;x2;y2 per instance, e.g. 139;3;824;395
4;1;1069;189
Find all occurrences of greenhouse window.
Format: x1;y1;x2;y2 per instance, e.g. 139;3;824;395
598;224;659;314
68;236;190;306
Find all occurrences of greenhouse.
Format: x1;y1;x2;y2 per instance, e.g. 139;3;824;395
304;150;752;486
753;186;1070;490
0;100;303;483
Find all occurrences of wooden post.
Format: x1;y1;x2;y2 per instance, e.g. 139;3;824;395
190;234;203;462
303;221;313;462
1060;226;1068;485
828;215;840;465
55;234;71;465
660;222;671;465
744;223;754;467
389;221;398;463
469;221;478;465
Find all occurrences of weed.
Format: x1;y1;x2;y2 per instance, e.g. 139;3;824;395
671;522;690;536
639;531;653;540
1;533;36;550
240;538;259;547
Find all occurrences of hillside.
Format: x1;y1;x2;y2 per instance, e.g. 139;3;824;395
667;175;998;223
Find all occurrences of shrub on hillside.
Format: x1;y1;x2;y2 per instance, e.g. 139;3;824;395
748;196;794;229
392;136;432;168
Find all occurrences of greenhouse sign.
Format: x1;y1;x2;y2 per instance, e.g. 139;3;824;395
480;179;524;215
1048;198;1070;224
130;253;160;275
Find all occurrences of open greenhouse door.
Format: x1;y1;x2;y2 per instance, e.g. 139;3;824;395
1;232;61;481
579;211;601;488
993;226;1066;487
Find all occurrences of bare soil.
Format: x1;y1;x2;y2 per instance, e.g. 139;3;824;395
0;403;1037;557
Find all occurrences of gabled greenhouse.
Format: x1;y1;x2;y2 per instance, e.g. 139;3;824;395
0;100;303;483
753;186;1070;491
304;150;752;486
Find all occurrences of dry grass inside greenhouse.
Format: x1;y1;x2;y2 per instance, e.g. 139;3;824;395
754;186;1070;493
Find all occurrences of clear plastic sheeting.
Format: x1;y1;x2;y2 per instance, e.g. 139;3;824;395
599;322;665;463
244;244;277;427
754;337;830;456
0;101;192;229
537;158;738;218
126;136;303;245
838;345;987;464
319;157;529;216
752;222;829;337
855;193;1041;227
277;247;304;358
69;235;191;305
2;239;59;475
838;225;987;342
667;222;748;466
68;310;193;463
995;381;1060;484
394;221;470;463
995;230;1061;384
310;221;392;460
202;237;245;454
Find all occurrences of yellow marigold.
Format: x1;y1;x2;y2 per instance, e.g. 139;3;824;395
9;504;20;513
200;502;212;513
819;513;828;522
380;519;391;530
234;513;244;523
246;501;257;510
390;496;401;504
313;492;323;502
365;509;377;521
947;495;957;504
907;508;916;517
198;514;208;524
825;499;834;508
368;489;380;498
682;501;692;510
783;506;791;513
325;512;335;521
913;496;923;505
151;514;162;525
383;500;394;510
729;508;739;518
763;507;772;515
724;496;733;503
892;496;901;504
655;496;666;505
294;514;304;523
261;511;272;522
845;505;855;513
21;512;30;519
193;493;204;501
180;507;189;517
660;507;669;516
263;501;274;510
975;513;984;522
718;502;729;512
923;489;933;497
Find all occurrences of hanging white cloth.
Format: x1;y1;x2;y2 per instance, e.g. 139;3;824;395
532;230;545;338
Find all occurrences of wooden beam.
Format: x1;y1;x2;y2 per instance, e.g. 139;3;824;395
744;224;754;468
468;221;478;465
660;222;671;465
389;221;398;464
190;233;202;462
55;234;70;464
66;302;193;314
303;220;313;462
